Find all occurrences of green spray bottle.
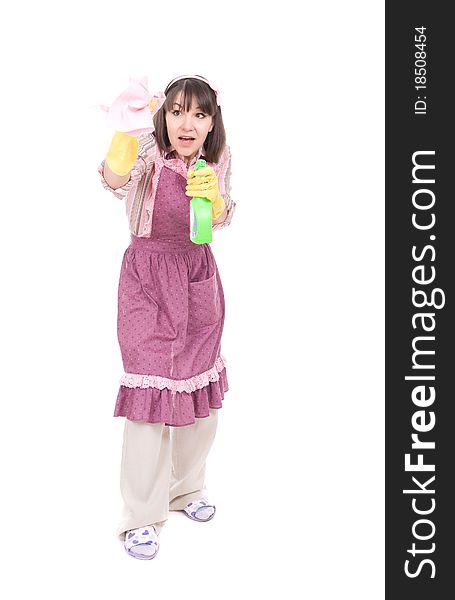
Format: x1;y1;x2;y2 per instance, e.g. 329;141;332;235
189;159;212;244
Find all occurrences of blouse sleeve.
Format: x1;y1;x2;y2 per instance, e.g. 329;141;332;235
213;144;236;231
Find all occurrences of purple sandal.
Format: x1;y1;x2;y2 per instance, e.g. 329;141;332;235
124;525;160;559
183;499;216;522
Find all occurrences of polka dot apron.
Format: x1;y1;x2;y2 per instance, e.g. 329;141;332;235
115;164;229;426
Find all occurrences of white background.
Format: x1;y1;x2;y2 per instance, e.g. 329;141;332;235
0;1;384;597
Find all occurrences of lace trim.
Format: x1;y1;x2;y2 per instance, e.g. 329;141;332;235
119;355;227;393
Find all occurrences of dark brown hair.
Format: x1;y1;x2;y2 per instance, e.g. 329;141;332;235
152;77;226;164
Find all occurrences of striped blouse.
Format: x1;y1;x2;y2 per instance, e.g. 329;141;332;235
97;132;236;237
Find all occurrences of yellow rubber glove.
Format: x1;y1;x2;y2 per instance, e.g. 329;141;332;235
186;166;226;220
105;131;139;176
149;97;159;112
105;98;160;176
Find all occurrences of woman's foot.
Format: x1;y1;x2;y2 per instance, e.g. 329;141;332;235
124;524;160;559
183;499;216;522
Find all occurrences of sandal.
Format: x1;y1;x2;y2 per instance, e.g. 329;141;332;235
183;499;216;522
124;524;160;559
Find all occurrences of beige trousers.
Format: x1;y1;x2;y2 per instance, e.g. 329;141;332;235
116;408;218;541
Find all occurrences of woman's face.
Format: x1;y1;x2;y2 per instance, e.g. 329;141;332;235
165;91;214;162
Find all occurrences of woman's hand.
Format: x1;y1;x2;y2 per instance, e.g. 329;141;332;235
185;166;226;219
106;131;139;176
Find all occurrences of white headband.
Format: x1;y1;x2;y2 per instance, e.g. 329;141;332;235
164;75;222;106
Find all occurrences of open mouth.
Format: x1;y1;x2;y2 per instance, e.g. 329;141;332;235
179;137;195;141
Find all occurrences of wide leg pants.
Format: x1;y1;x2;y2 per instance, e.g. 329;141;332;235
116;408;218;541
